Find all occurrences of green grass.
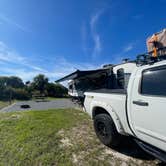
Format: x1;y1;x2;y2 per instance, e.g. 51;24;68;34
0;109;159;166
0;101;10;109
0;109;88;165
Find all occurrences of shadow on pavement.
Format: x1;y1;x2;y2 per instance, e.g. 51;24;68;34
20;104;31;109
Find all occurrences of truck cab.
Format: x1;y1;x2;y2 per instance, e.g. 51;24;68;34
128;60;166;153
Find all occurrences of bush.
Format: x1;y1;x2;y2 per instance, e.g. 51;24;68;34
12;88;31;100
0;74;68;101
0;88;31;101
0;88;10;100
46;83;68;97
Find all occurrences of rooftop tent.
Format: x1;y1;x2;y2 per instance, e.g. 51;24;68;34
146;28;166;56
55;69;110;83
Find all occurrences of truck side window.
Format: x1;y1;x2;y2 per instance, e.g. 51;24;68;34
141;66;166;96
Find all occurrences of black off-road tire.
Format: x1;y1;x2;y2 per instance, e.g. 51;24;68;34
94;113;122;148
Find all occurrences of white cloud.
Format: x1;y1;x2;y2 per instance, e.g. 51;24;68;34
81;22;88;54
0;41;25;63
27;57;100;82
0;41;46;72
123;43;134;52
0;41;102;82
0;41;48;80
90;10;104;57
26;64;47;73
111;42;137;64
49;57;101;79
0;14;28;32
0;68;39;81
93;34;101;56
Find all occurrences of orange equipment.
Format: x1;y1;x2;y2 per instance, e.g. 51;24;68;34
148;34;158;57
146;29;166;57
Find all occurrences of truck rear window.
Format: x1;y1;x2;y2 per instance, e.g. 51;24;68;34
141;66;166;96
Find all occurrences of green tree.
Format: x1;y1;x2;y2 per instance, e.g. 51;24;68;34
32;74;49;94
0;76;24;88
0;76;26;101
0;77;7;88
7;76;24;88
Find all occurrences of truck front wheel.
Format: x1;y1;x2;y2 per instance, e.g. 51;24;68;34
94;114;122;148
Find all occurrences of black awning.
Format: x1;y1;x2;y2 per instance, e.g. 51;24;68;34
55;69;110;83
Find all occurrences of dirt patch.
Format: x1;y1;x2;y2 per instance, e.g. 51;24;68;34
11;114;22;119
60;138;73;147
57;119;162;166
3;114;22;121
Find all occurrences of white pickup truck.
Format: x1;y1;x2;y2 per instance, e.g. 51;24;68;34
84;59;166;162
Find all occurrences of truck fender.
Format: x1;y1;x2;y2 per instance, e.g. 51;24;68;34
90;101;125;134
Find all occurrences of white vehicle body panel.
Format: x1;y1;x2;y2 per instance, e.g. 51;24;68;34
128;60;166;151
84;60;166;153
84;92;129;134
113;62;136;74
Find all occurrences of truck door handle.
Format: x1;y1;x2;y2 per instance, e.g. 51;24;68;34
133;100;149;106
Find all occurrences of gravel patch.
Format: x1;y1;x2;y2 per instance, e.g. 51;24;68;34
0;99;81;112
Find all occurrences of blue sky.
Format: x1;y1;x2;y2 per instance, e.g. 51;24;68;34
0;0;165;82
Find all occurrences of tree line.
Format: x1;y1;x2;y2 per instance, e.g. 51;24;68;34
0;74;68;101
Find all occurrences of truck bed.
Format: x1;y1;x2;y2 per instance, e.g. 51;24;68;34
84;89;130;135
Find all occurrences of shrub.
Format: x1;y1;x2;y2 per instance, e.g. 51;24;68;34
12;88;31;100
0;88;31;101
46;83;68;97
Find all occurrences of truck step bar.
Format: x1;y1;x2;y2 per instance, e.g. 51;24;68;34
135;139;166;163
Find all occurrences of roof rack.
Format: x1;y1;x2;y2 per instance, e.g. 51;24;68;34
136;47;166;66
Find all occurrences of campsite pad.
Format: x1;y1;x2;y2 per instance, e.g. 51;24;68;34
0;99;81;112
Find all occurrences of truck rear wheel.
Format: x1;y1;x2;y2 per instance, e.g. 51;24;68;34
94;113;122;148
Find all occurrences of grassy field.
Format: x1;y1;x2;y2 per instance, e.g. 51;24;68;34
0;109;89;165
0;109;159;166
0;101;11;109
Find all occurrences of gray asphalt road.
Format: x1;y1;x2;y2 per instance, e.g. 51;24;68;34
0;99;82;112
